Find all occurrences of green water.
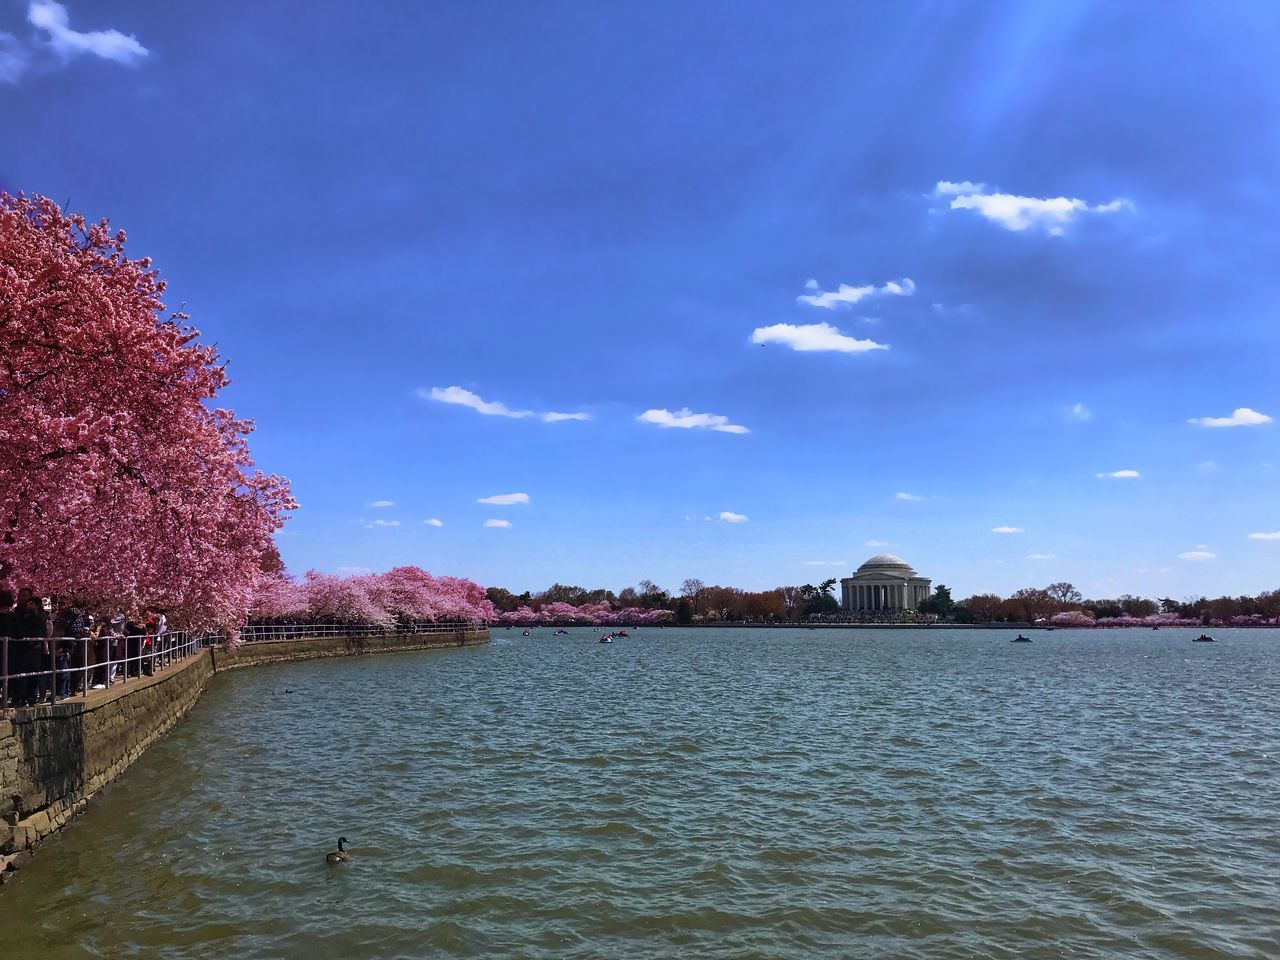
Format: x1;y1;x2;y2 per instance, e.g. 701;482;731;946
1;627;1278;958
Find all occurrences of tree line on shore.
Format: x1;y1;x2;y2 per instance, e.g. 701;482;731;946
485;579;1280;627
252;566;495;626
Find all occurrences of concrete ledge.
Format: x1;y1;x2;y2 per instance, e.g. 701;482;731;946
0;628;489;881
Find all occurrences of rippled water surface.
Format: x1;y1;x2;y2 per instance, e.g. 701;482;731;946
2;627;1279;958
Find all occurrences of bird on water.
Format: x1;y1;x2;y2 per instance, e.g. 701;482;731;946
326;837;350;863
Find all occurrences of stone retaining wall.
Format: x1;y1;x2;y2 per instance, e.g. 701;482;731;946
0;628;488;879
211;628;489;671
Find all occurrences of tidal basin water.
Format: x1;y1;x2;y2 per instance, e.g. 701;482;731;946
2;628;1279;959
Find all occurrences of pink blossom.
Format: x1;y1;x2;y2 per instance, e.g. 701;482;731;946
0;194;295;628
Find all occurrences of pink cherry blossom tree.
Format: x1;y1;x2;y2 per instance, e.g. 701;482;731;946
0;194;295;627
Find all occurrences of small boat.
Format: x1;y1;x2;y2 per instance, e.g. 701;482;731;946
599;634;614;644
522;629;531;637
1193;634;1216;643
1152;626;1160;631
1011;635;1032;643
553;629;569;635
615;630;628;637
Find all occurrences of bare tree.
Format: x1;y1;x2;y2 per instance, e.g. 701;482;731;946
1045;582;1082;606
680;578;705;615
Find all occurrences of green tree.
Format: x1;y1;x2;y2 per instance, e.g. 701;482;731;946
675;597;693;624
921;584;955;619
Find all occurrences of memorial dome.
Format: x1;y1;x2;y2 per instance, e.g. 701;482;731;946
857;554;917;574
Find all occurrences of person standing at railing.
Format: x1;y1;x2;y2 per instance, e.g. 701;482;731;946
125;614;145;678
11;591;51;706
58;605;91;699
0;587;14;707
89;613;109;689
155;610;169;668
107;610;126;681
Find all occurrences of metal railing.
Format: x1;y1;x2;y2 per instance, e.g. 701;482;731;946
1;631;210;709
236;621;486;642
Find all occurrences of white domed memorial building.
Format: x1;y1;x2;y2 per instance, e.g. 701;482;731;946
840;554;933;613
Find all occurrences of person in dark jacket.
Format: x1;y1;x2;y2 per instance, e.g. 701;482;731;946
0;587;14;706
11;592;52;706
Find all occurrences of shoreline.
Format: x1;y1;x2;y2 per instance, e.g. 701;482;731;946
0;627;489;882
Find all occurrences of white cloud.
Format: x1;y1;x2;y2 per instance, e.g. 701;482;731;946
638;408;749;434
423;386;587;423
797;277;915;309
1196;460;1222;476
369;499;396;508
992;525;1023;534
804;278;819;290
484;519;512;529
29;1;148;63
1178;550;1216;561
719;511;749;523
751;322;888;354
1066;403;1091;422
864;539;890;547
935;181;1133;236
1248;531;1280;541
0;33;30;82
1096;469;1140;479
423;518;444;527
477;492;529;505
1027;553;1055;561
933;180;988;197
425;386;532;418
363;519;401;528
1187;407;1272;428
895;492;923;501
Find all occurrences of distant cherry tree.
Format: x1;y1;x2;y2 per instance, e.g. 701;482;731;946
0;194;295;627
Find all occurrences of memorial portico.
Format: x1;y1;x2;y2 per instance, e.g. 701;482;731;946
839;554;932;613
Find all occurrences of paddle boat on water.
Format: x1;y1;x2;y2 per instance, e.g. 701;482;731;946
1193;633;1216;643
553;628;569;635
1011;634;1032;643
599;633;614;644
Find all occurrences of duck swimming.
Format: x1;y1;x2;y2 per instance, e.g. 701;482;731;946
326;836;350;863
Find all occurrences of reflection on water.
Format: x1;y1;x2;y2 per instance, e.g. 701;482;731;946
2;628;1278;959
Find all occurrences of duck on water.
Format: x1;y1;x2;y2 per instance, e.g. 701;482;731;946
326;837;350;864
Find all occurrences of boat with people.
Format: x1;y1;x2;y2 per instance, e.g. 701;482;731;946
1011;635;1032;643
599;634;614;643
1193;634;1216;643
553;628;569;635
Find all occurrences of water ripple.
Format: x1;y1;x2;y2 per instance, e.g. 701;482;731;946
2;628;1279;959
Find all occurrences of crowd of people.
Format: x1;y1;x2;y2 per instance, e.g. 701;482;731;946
0;587;178;708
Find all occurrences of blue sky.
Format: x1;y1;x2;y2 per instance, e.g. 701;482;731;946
4;1;1279;600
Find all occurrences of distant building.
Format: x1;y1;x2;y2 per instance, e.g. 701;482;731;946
840;554;932;613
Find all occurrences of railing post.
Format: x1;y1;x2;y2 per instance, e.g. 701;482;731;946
2;637;7;707
82;636;90;697
49;638;57;704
